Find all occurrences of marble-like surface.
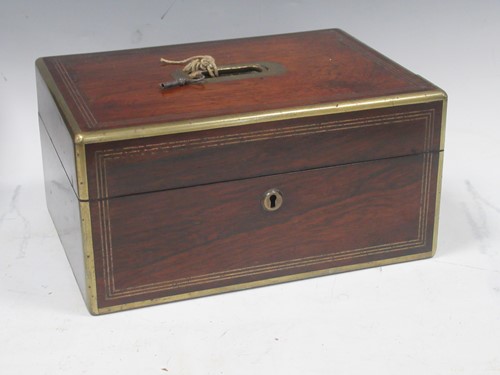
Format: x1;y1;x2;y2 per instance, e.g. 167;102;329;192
1;1;499;374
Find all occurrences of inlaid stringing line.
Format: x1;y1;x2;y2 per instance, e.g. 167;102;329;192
96;156;112;297
54;59;98;128
97;112;433;200
110;242;427;296
102;151;430;299
104;146;433;298
96;153;115;298
107;243;425;297
417;111;431;242
99;116;432;298
97;110;432;160
419;108;436;246
103;160;116;295
104;110;431;153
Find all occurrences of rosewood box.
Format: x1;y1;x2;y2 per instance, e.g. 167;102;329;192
37;29;446;314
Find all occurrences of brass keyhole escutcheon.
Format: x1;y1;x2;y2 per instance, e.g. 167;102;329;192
262;189;283;211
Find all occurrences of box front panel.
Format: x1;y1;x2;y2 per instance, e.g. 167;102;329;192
90;152;440;311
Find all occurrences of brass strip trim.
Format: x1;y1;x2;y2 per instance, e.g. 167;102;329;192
74;142;89;201
440;94;448;151
79;90;446;144
97;251;433;314
431;95;447;256
431;152;445;257
79;201;99;315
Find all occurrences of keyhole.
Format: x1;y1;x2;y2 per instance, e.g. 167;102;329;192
270;194;277;208
262;189;283;211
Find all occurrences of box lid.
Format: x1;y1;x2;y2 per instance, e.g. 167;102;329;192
37;29;444;144
37;29;446;201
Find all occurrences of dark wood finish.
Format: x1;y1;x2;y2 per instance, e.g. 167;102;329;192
39;29;437;132
37;29;446;313
86;101;442;199
36;67;78;193
91;152;439;308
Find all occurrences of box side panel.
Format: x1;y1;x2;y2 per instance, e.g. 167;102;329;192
36;65;78;195
39;121;87;303
86;101;443;199
90;152;439;313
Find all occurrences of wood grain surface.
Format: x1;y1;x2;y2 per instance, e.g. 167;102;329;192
91;152;440;308
39;29;437;132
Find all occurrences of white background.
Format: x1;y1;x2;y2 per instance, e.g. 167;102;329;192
1;1;500;374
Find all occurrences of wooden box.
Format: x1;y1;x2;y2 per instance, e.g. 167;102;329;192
36;29;446;315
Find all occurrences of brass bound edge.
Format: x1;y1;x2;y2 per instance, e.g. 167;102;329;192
78;90;447;144
431;152;444;257
79;202;99;315
431;95;447;256
439;94;448;152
